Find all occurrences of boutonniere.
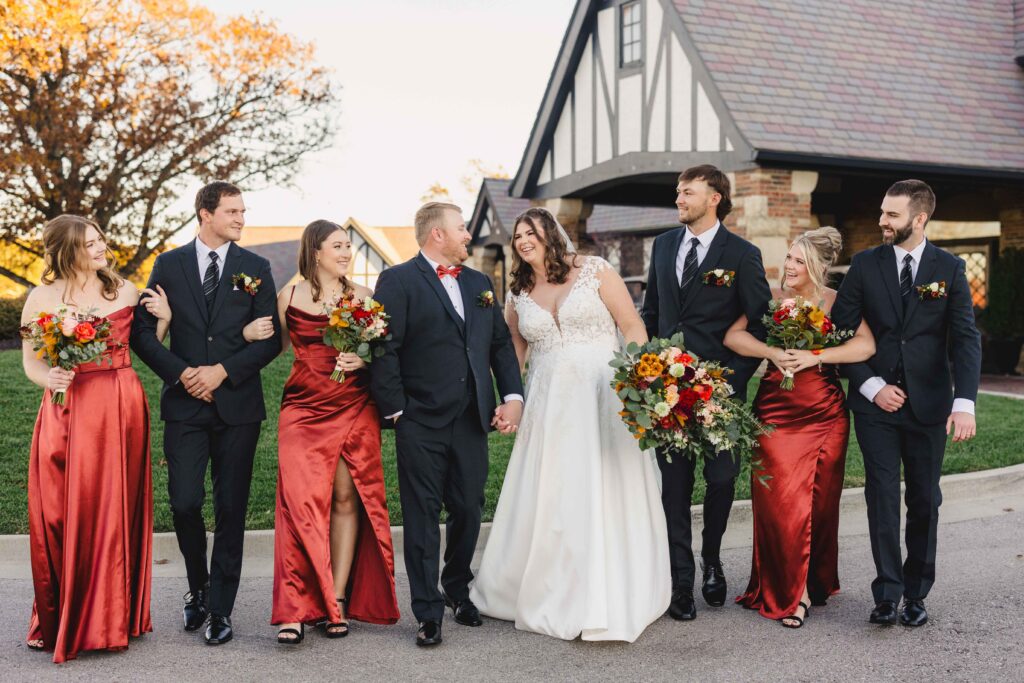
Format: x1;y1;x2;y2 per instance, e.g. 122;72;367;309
231;272;261;295
702;269;735;287
916;281;946;300
477;290;495;308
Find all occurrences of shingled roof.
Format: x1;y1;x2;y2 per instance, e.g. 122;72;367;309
673;0;1024;172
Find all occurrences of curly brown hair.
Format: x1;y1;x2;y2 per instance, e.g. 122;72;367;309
508;208;579;295
41;215;124;302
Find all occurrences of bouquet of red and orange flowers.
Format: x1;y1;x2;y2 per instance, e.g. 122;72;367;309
20;308;116;405
320;294;391;383
610;333;770;474
762;297;853;390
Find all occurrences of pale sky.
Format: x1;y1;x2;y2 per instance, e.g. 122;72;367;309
172;0;576;238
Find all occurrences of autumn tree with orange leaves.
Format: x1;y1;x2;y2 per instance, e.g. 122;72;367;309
0;0;338;285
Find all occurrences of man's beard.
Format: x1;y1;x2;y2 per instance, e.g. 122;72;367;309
679;203;708;225
882;220;913;246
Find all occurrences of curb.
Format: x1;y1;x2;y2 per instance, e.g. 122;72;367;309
2;463;1022;569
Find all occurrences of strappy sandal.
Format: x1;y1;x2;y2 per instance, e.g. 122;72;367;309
324;597;349;638
277;623;305;645
26;639;45;651
781;601;810;629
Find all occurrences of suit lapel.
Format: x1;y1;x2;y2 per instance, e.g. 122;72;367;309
460;273;476;337
179;239;209;323
680;225;728;315
876;245;904;323
208;242;241;323
415;254;466;336
662;228;684;311
904;242;938;325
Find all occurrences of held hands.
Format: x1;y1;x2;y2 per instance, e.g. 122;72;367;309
180;364;228;403
491;400;523;435
778;349;820;374
47;367;75;393
334;352;366;373
243;316;275;342
873;384;906;413
947;411;976;442
140;285;172;322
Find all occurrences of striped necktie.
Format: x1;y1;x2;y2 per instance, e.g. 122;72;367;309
203;251;220;308
899;253;913;306
679;237;700;295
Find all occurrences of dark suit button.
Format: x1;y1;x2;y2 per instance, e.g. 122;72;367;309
465;346;470;352
208;336;214;342
901;340;906;345
459;377;466;383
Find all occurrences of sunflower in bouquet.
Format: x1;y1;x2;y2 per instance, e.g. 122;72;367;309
610;333;770;478
762;297;853;390
320;294;392;383
20;307;117;405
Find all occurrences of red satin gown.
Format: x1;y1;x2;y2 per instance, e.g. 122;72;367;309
271;303;400;626
737;364;849;620
26;306;153;663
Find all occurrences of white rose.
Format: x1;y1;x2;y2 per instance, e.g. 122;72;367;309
714;269;724;277
929;283;939;291
654;402;670;417
669;363;685;378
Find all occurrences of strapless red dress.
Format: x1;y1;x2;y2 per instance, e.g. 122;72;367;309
26;306;153;663
737;364;849;620
271;305;399;626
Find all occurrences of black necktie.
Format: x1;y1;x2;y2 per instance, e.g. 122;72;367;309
203;251;220;308
679;237;700;295
900;253;913;305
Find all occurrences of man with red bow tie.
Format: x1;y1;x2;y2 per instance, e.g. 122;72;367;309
370;202;524;647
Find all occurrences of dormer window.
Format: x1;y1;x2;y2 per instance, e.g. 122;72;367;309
620;1;643;68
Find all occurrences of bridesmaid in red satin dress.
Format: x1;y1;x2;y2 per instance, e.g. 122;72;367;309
263;220;399;644
21;215;154;663
725;228;875;628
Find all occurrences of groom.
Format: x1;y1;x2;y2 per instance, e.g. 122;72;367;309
641;165;771;621
832;179;980;627
131;181;280;645
370;202;523;647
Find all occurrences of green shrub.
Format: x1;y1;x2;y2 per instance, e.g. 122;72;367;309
0;296;26;340
983;248;1024;339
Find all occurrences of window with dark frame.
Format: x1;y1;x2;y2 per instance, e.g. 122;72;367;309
620;1;642;67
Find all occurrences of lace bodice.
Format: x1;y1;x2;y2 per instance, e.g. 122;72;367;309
509;256;618;356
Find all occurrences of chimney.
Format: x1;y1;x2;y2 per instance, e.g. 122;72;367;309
1016;0;1024;66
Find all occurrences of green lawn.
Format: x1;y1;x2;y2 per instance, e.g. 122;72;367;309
0;348;1020;534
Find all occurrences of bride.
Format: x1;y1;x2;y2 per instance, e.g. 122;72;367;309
470;208;670;642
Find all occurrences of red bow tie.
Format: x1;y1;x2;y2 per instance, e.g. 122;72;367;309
436;264;462;279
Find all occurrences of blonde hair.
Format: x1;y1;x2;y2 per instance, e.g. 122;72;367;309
785;226;843;295
414;202;462;245
41;214;124;302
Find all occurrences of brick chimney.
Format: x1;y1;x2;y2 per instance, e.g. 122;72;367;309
1017;0;1024;66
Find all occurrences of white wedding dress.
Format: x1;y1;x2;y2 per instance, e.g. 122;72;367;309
470;256;670;642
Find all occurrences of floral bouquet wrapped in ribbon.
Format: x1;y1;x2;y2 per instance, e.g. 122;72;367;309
762;297;854;390
610;333;769;467
20;308;116;405
320;294;391;383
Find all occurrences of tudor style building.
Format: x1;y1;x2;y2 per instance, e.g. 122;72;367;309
508;0;1024;304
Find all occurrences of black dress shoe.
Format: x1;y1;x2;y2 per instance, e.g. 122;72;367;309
869;600;898;625
444;594;483;627
701;559;727;607
205;615;233;645
183;589;208;632
668;587;697;621
416;620;442;647
900;599;928;627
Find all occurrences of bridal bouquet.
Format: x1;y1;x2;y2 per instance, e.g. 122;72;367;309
762;297;853;390
20;308;117;405
320;294;391;383
610;333;769;469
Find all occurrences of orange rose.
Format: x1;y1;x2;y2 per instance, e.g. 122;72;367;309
74;321;97;342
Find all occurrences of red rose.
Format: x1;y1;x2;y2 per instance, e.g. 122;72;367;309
773;308;788;323
678;353;693;365
821;317;833;333
694;384;713;401
73;322;97;343
677;388;700;411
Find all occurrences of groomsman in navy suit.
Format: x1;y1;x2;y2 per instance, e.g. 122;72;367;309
641;165;771;621
832;179;980;627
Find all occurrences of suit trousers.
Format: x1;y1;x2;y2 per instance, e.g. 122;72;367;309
658;448;740;590
854;408;946;604
164;403;261;616
394;400;488;622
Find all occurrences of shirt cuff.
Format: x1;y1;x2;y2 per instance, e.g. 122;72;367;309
385;410;403;421
858;376;887;403
502;394;524;404
951;398;975;415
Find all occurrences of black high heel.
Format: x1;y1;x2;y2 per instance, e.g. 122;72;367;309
277;623;305;645
781;601;810;629
324;597;349;638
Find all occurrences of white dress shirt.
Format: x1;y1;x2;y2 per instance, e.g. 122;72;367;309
195;237;230;283
675;221;721;286
386;254;523;421
858;239;974;415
